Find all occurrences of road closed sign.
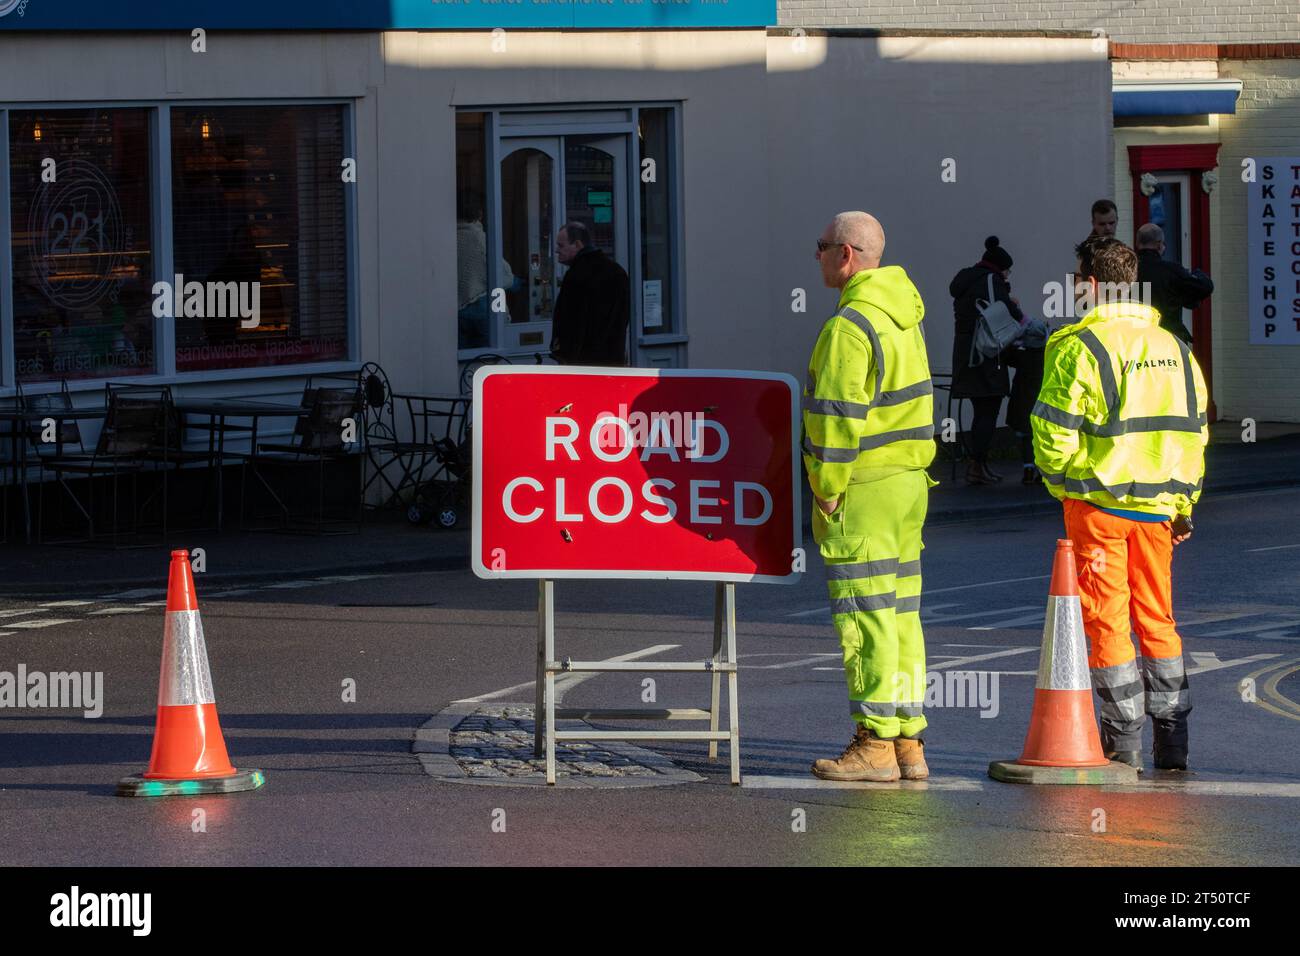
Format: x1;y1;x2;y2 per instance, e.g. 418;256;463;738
472;367;801;582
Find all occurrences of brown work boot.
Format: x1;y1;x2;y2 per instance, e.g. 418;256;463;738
894;736;929;780
811;726;901;782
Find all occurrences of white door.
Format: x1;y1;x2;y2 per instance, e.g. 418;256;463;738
1149;172;1194;326
496;134;630;356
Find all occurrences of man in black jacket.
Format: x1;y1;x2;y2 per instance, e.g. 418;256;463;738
1135;222;1214;344
550;221;631;366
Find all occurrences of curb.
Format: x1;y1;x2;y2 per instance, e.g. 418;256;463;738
0;551;470;599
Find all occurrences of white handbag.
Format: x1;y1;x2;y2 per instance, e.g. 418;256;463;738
970;272;1022;365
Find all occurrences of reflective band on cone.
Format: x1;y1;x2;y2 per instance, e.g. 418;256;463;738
989;540;1134;785
118;550;263;797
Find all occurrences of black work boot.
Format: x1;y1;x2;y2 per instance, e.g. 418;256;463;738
1106;749;1143;772
1152;717;1189;771
1100;723;1143;773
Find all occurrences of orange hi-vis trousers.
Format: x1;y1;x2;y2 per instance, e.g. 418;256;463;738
1062;498;1191;752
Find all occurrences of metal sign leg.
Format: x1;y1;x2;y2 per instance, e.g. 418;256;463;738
535;579;547;759
724;582;741;785
709;582;723;761
542;579;557;785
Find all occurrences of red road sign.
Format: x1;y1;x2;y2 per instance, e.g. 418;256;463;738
472;367;801;582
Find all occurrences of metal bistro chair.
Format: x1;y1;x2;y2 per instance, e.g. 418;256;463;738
402;392;471;528
458;353;513;396
12;380;92;543
247;381;364;534
358;362;462;522
931;373;972;481
39;384;170;546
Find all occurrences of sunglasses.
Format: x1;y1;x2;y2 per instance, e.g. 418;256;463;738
816;239;863;253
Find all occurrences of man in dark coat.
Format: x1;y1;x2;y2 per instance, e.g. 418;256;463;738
550;221;631;366
1135;222;1214;344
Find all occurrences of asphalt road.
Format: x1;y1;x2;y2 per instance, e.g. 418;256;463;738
2;486;1298;866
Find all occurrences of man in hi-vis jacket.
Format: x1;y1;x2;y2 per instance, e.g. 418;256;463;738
802;211;937;782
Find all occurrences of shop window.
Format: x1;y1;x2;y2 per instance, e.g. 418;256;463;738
170;105;349;371
8;109;155;383
638;108;675;335
456;112;493;350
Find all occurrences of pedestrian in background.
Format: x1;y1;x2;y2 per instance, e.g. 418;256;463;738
949;235;1021;484
803;211;936;783
1005;312;1050;485
550;221;631;367
1087;198;1118;240
1135;222;1214;344
1032;237;1208;772
1070;200;1118;292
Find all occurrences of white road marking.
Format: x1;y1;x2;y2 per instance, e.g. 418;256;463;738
454;644;681;704
6;619;78;629
918;603;962;615
785;608;827;619
969;611;1046;630
0;608;49;618
100;588;166;600
813;651;1038;672
926;605;1039;625
1245;543;1300;553
925;575;1049;595
1187;651;1281;676
745;654;841;670
931;647;1037;669
742;774;984;791
88;606;148;616
39;600;95;607
1122;780;1300;798
1196;619;1300;638
744;774;1300;797
788;601;961;621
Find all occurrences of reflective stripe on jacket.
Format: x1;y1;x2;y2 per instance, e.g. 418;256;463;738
801;266;936;500
1031;301;1208;519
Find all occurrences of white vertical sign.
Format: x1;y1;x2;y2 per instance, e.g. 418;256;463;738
1247;157;1300;345
642;279;663;330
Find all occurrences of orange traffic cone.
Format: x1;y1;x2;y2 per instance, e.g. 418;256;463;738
989;540;1137;784
118;550;264;797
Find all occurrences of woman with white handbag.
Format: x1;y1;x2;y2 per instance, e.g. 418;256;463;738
949;236;1024;485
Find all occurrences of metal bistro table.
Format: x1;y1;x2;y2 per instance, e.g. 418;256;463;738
0;406;108;544
173;399;305;531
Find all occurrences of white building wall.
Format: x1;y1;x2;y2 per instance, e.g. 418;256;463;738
0;30;1112;412
764;34;1112;398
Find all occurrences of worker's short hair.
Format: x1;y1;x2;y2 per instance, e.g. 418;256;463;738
561;221;590;247
1091;198;1117;219
1081;237;1138;286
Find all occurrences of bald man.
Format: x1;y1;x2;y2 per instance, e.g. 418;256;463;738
1135;222;1214;344
802;212;937;782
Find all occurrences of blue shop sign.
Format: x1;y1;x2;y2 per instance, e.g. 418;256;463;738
0;0;776;30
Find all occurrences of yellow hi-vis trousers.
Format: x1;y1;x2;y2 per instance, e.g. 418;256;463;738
814;469;931;739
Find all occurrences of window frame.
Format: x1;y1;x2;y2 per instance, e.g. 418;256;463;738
455;101;685;362
0;97;359;397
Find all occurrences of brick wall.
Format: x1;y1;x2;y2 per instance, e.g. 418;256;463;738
777;2;1300;43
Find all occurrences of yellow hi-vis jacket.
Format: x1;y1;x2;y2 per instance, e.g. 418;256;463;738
1032;300;1208;519
801;266;936;501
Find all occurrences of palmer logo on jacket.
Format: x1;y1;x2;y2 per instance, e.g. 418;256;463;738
1121;357;1179;374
